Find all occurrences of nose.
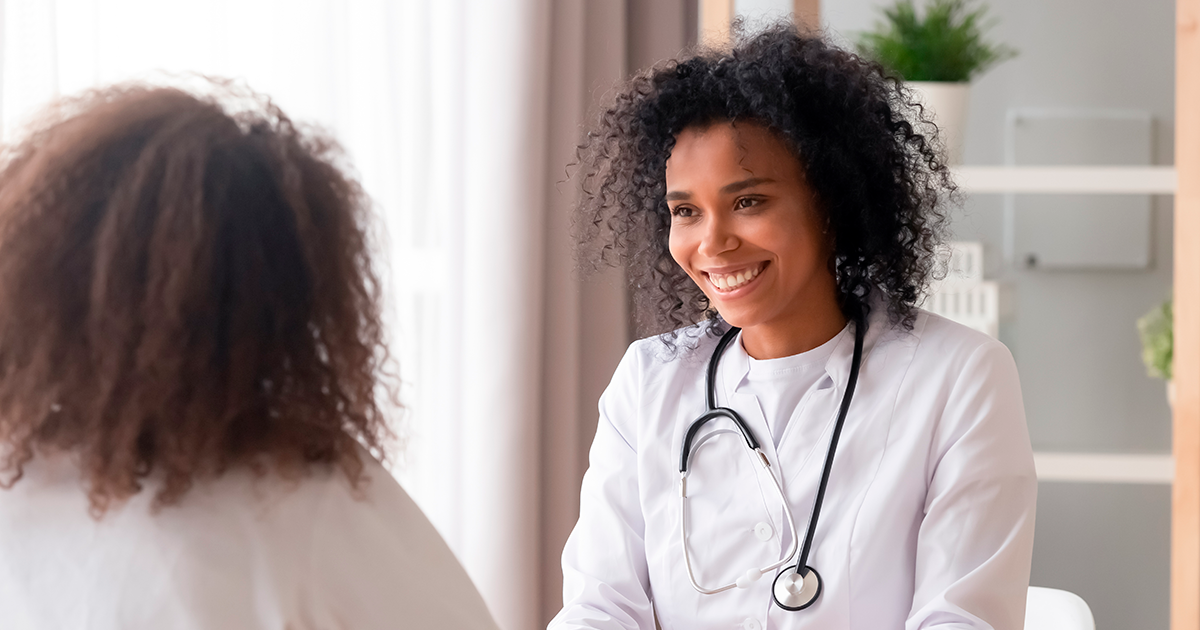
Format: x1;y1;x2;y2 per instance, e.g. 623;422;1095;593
697;212;738;258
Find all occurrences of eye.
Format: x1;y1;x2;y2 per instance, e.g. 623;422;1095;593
670;205;695;218
735;197;760;210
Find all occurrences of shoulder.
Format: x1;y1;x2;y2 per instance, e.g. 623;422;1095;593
874;308;1021;417
305;452;429;537
220;456;497;629
304;452;499;629
899;310;1026;436
156;452;493;628
622;322;722;378
303;450;459;564
905;308;1015;371
595;324;720;443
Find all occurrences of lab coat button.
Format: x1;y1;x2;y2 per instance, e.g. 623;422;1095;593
742;618;762;630
753;521;773;541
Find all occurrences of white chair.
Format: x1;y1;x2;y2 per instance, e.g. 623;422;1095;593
1025;586;1095;630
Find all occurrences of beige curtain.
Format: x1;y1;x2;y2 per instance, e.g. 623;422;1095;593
538;1;627;623
537;1;693;625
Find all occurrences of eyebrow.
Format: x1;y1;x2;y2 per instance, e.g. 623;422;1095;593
665;177;775;201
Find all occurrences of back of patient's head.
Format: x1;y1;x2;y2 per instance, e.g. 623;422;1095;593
0;84;392;514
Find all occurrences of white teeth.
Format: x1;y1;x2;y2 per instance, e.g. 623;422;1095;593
709;264;762;291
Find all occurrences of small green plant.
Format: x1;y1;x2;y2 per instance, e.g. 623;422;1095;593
856;0;1017;82
1138;298;1173;381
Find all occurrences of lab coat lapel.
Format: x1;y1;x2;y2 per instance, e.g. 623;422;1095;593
774;333;851;487
717;331;781;476
781;313;888;488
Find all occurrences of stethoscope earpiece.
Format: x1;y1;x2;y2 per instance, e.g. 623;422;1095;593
772;565;822;611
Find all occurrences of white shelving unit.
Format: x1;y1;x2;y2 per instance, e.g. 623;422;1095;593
952;165;1178;195
950;164;1177;484
1035;452;1174;484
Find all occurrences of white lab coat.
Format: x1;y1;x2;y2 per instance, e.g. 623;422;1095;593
550;308;1036;630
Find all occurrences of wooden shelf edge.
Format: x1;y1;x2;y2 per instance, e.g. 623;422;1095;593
952;165;1178;194
1034;451;1175;484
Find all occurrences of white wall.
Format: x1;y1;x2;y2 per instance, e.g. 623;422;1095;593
735;0;793;24
819;1;1175;628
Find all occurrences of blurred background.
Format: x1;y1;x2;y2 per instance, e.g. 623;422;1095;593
0;0;1181;628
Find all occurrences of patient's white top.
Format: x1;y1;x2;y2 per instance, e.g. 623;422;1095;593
0;451;499;630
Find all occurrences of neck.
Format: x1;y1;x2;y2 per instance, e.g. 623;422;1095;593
739;300;848;360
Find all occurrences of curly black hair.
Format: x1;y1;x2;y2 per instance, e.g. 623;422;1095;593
574;22;952;342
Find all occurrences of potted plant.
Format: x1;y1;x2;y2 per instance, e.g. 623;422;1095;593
856;0;1016;163
1138;298;1175;407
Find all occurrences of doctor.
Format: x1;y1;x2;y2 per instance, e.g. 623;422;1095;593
550;24;1036;630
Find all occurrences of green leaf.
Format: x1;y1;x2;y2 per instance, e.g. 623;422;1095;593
1137;298;1173;381
854;0;1017;82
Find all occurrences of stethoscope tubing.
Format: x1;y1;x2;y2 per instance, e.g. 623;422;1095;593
792;314;865;577
677;313;865;606
678;445;799;594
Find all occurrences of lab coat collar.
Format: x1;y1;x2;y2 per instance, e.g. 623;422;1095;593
823;305;895;391
718;303;893;399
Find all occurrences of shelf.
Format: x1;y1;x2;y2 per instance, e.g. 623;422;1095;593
1034;451;1174;485
952;166;1177;194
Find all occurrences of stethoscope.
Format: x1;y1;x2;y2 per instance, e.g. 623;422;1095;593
677;313;865;611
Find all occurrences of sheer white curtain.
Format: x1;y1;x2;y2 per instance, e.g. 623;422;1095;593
0;1;582;627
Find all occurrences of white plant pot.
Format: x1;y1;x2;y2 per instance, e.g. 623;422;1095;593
1168;379;1176;409
907;81;971;165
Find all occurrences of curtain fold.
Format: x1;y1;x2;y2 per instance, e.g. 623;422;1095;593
539;0;631;623
459;1;551;628
538;1;695;622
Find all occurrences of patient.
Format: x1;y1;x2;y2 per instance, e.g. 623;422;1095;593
0;84;498;630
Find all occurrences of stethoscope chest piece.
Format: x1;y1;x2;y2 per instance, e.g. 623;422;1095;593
772;565;822;611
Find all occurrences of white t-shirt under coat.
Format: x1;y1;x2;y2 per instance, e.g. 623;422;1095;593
741;323;849;446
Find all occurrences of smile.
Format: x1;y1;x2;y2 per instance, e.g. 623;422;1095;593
705;262;767;292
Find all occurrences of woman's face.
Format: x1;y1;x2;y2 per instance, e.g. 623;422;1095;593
665;121;842;357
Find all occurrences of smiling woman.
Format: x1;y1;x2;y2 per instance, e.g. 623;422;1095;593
665;122;843;359
551;22;1037;630
573;23;951;346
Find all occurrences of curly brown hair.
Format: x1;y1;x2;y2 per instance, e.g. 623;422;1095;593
575;23;952;342
0;83;395;513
